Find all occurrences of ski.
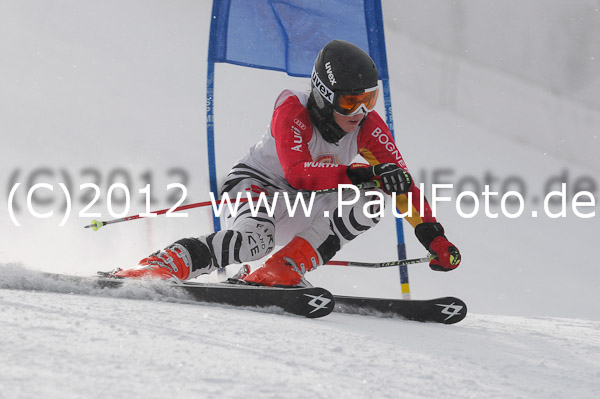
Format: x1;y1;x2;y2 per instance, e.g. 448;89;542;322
39;273;465;322
170;281;335;319
42;273;335;319
333;295;467;324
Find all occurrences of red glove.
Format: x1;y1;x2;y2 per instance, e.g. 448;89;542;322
415;222;461;271
428;236;461;271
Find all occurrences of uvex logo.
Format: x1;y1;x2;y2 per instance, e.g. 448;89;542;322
312;68;334;104
325;62;337;85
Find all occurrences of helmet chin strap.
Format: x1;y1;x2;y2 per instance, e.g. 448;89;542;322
312;87;326;109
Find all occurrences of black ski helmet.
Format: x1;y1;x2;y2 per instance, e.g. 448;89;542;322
308;40;379;143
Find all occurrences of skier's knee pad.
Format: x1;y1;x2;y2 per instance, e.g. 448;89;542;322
202;223;275;268
238;222;275;262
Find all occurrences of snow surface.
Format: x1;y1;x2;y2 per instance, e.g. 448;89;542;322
1;1;599;397
2;264;600;399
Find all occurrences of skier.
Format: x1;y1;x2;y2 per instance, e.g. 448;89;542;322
112;40;461;286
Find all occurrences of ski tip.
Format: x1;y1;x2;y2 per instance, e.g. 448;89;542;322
302;287;335;319
434;297;467;324
332;295;468;324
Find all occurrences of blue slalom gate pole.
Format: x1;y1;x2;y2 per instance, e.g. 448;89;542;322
205;60;221;233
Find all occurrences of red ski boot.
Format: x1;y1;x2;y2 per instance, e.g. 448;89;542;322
244;237;319;286
115;244;193;281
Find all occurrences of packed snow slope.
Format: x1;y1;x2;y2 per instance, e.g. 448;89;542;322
2;264;600;399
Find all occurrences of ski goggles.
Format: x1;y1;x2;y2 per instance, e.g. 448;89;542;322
333;86;379;116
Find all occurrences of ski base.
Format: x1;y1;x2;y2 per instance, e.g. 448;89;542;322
333;295;467;324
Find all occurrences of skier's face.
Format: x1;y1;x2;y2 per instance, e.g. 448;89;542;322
333;111;365;133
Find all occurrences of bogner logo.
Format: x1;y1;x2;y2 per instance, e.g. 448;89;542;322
311;68;334;104
371;127;407;168
325;61;337;85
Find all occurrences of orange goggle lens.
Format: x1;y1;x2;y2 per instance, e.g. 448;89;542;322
334;87;379;115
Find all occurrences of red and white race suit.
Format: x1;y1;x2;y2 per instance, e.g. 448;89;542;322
191;89;438;276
